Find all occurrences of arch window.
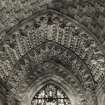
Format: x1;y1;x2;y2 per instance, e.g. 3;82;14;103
31;84;71;105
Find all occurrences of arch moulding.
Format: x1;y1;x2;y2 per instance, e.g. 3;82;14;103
21;75;78;105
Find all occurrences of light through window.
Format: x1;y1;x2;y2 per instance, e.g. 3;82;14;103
31;84;71;105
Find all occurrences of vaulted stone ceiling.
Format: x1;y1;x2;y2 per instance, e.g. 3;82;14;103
0;0;105;105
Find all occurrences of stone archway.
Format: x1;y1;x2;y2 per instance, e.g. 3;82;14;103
0;8;104;105
1;9;105;85
21;75;79;105
14;59;96;105
7;41;97;105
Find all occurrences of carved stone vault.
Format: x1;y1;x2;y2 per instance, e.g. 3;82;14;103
0;0;105;105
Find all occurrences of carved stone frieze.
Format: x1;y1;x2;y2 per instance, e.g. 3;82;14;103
0;11;104;85
0;1;104;105
0;0;105;47
6;41;97;105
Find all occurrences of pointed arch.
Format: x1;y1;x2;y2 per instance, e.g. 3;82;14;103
22;75;80;105
8;42;98;105
0;9;104;85
11;41;95;91
31;83;71;105
0;8;102;105
2;9;105;54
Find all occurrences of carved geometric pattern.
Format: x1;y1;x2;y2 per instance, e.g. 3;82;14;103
9;61;93;105
0;11;104;85
6;41;97;105
0;1;104;104
10;41;95;88
0;0;105;48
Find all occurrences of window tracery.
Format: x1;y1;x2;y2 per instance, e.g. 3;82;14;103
31;84;71;105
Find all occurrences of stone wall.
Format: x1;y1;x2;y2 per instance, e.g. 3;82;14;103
96;81;105;105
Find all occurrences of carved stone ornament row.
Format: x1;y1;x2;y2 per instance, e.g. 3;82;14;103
0;11;105;85
0;0;105;47
0;9;104;105
6;41;97;105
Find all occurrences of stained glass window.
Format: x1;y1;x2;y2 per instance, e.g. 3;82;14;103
31;84;71;105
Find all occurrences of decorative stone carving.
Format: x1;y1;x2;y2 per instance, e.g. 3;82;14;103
0;1;104;105
0;0;105;47
0;11;104;85
6;41;97;105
